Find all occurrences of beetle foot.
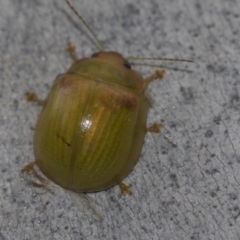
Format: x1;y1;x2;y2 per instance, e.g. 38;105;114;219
119;182;132;196
144;70;165;85
66;42;78;62
21;161;48;188
26;92;45;106
147;122;162;133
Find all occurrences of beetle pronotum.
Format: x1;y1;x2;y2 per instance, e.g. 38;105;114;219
22;0;192;196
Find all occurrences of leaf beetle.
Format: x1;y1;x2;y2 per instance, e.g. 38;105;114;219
22;0;192;195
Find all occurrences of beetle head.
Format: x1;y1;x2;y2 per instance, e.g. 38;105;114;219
91;51;132;70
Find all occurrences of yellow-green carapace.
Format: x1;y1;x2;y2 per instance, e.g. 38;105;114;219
34;51;152;192
22;0;191;193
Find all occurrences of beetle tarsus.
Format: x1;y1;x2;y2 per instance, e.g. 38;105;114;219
119;182;132;196
143;70;165;89
26;92;45;106
21;161;48;187
147;122;162;133
66;42;78;62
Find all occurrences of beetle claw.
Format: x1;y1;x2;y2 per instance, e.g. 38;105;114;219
66;42;78;62
143;70;165;90
26;92;45;106
119;182;132;196
21;161;48;188
147;122;163;133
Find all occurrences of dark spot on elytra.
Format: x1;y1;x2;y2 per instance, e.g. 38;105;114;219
56;133;72;147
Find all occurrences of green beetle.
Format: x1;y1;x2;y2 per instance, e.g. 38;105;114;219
22;0;191;193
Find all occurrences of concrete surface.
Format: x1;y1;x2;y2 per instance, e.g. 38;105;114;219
0;0;240;239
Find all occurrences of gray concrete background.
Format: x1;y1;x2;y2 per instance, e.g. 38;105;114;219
1;0;240;239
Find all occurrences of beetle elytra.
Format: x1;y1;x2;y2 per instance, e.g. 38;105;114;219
22;0;192;194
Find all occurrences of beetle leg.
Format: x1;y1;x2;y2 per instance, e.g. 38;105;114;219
143;70;165;90
146;122;163;133
119;182;132;196
21;161;48;188
26;92;45;106
66;42;78;62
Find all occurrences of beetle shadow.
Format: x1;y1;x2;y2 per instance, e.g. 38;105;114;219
67;190;104;222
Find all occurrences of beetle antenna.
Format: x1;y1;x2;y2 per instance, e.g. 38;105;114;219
127;56;193;63
65;0;105;51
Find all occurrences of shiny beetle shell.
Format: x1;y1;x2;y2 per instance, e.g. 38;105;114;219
22;0;185;194
34;51;150;192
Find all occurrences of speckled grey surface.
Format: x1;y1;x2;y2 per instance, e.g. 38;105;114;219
1;0;240;239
